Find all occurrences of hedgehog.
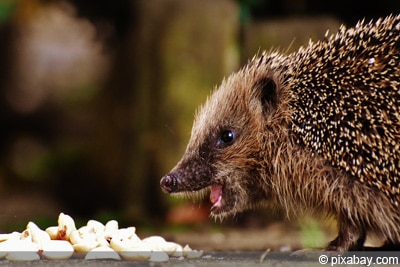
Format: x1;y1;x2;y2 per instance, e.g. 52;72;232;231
160;15;400;251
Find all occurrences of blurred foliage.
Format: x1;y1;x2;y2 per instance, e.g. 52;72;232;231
299;218;327;249
237;0;400;24
0;0;16;23
236;0;264;22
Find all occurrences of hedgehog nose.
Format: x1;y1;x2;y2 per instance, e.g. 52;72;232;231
160;173;178;194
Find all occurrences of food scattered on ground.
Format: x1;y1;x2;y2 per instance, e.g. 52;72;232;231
0;212;203;261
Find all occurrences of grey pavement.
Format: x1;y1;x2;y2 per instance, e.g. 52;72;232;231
0;251;316;267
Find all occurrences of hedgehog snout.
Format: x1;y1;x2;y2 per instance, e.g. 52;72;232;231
160;173;179;194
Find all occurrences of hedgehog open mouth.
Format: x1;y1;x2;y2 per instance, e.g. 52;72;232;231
210;184;223;212
169;183;229;215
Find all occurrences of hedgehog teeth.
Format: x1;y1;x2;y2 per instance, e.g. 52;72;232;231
171;186;211;203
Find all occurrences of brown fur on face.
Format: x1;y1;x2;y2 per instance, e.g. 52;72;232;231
161;15;400;251
161;53;290;218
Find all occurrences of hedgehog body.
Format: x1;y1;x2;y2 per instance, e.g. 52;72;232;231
291;16;400;205
161;15;400;251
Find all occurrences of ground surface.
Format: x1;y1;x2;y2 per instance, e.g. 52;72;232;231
0;225;391;266
0;251;324;267
3;251;398;266
158;222;306;251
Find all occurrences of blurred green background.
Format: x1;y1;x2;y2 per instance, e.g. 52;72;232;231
0;0;398;248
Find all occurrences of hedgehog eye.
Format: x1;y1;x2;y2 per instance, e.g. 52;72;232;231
217;130;236;148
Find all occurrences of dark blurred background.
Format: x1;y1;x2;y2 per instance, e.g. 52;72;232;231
0;0;399;247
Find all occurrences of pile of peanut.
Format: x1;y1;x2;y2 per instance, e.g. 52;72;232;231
0;212;203;261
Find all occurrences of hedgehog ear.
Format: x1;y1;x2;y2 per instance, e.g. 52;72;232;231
252;77;278;113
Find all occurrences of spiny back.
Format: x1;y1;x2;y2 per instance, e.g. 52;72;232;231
289;15;400;205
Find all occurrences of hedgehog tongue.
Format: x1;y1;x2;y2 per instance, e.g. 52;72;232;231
210;184;223;209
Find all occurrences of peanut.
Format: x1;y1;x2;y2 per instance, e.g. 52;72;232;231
118;245;151;261
45;226;59;240
87;220;104;233
0;212;205;262
58;212;76;241
1;239;40;261
41;240;74;260
72;240;99;253
84;246;121;260
69;229;85;245
6;252;40;261
27;221;51;249
183;244;204;258
0;232;20;242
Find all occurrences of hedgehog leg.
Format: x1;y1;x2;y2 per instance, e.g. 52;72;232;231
327;215;366;251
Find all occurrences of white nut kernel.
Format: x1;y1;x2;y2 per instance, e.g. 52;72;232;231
27;221;51;248
104;224;118;241
58;213;76;241
118;247;151;261
142;235;166;244
20;229;32;242
164;242;183;257
85;246;121;260
1;239;40;261
112;227;136;240
183;244;203;258
72;240;99;252
6;252;40;261
69;230;83;245
87;220;105;233
70;229;97;246
129;232;141;243
0;238;39;251
41;240;74;260
0;213;203;262
110;237;141;252
0;240;9;258
95;232;109;247
142;236;180;255
45;226;59;240
78;225;90;234
142;236;167;251
0;232;20;242
105;220;118;232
